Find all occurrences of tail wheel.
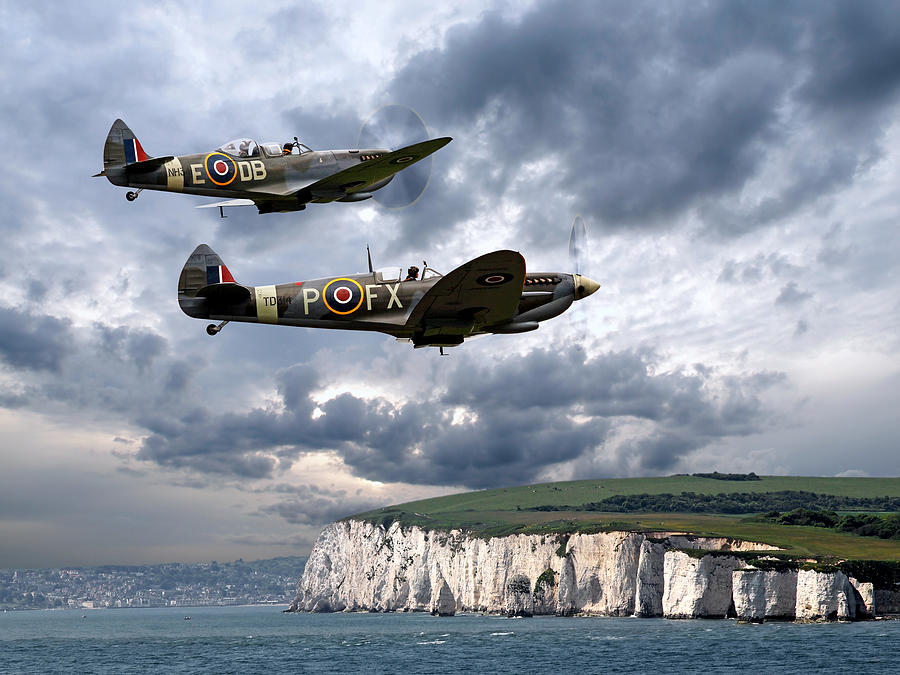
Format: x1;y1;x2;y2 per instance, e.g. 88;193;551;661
206;320;228;336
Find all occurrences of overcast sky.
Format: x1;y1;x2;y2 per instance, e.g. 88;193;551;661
1;0;899;568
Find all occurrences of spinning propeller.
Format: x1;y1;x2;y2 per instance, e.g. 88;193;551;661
569;215;591;284
359;105;439;209
568;215;596;342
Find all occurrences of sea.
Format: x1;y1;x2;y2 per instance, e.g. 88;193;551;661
1;606;897;674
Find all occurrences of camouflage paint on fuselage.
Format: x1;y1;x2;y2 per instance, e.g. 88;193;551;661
107;148;389;199
177;244;600;347
99;119;451;213
184;272;432;338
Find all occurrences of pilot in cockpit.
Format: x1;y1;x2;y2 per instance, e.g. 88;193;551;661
404;265;420;281
283;142;293;156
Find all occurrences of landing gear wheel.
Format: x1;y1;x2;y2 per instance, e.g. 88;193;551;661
206;320;229;336
126;191;138;202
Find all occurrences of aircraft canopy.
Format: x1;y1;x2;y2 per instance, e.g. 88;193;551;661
217;139;312;158
217;139;260;157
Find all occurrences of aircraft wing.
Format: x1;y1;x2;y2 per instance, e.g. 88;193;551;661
405;250;526;332
195;199;257;210
298;137;452;202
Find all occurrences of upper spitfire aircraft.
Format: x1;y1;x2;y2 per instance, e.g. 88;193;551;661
178;245;601;350
95;119;451;215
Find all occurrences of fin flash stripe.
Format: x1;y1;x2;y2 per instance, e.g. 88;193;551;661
123;138;148;164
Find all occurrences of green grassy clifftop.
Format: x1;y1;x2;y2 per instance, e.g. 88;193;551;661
351;475;900;561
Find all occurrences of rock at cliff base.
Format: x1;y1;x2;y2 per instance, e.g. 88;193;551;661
431;580;456;617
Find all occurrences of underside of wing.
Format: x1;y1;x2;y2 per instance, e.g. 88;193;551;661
299;137;451;203
405;250;526;336
195;197;306;214
195;198;256;209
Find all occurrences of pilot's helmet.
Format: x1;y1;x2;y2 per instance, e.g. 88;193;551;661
283;142;293;153
407;265;420;277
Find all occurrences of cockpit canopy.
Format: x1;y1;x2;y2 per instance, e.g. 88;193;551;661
217;139;259;157
217;139;312;158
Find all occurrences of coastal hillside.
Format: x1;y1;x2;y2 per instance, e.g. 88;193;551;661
351;474;900;560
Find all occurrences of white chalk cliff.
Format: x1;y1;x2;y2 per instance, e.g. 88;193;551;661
290;520;895;621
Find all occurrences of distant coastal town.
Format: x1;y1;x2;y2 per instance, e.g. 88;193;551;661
0;556;307;610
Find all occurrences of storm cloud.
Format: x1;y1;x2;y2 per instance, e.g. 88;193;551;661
133;348;783;488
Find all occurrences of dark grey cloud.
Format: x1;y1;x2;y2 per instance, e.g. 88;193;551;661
95;324;167;373
381;0;900;246
798;1;900;114
0;306;72;373
133;347;785;488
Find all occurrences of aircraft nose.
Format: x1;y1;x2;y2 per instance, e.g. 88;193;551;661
573;274;601;300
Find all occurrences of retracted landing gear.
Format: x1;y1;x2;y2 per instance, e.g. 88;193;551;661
206;320;229;336
125;188;143;202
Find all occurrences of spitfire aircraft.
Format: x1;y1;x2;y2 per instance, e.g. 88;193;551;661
95;119;451;215
178;244;600;350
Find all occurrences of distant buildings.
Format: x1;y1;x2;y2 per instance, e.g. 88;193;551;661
0;557;306;610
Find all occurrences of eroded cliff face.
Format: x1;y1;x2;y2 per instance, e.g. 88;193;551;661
290;520;892;621
732;569;798;621
662;551;744;618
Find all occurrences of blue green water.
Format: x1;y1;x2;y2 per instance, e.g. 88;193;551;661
1;606;897;673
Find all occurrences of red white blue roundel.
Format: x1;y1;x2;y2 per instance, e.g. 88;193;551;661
204;152;237;186
476;272;515;286
323;278;364;315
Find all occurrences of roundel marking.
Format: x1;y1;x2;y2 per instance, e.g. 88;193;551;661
476;272;515;286
204;152;237;186
322;278;365;315
391;155;416;165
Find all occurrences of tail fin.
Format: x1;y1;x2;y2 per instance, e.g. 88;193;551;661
103;119;151;169
179;244;247;318
179;244;237;295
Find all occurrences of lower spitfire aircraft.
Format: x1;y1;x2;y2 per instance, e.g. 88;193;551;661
94;119;451;215
178;245;601;350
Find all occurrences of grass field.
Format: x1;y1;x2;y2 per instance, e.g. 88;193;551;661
351;475;900;561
